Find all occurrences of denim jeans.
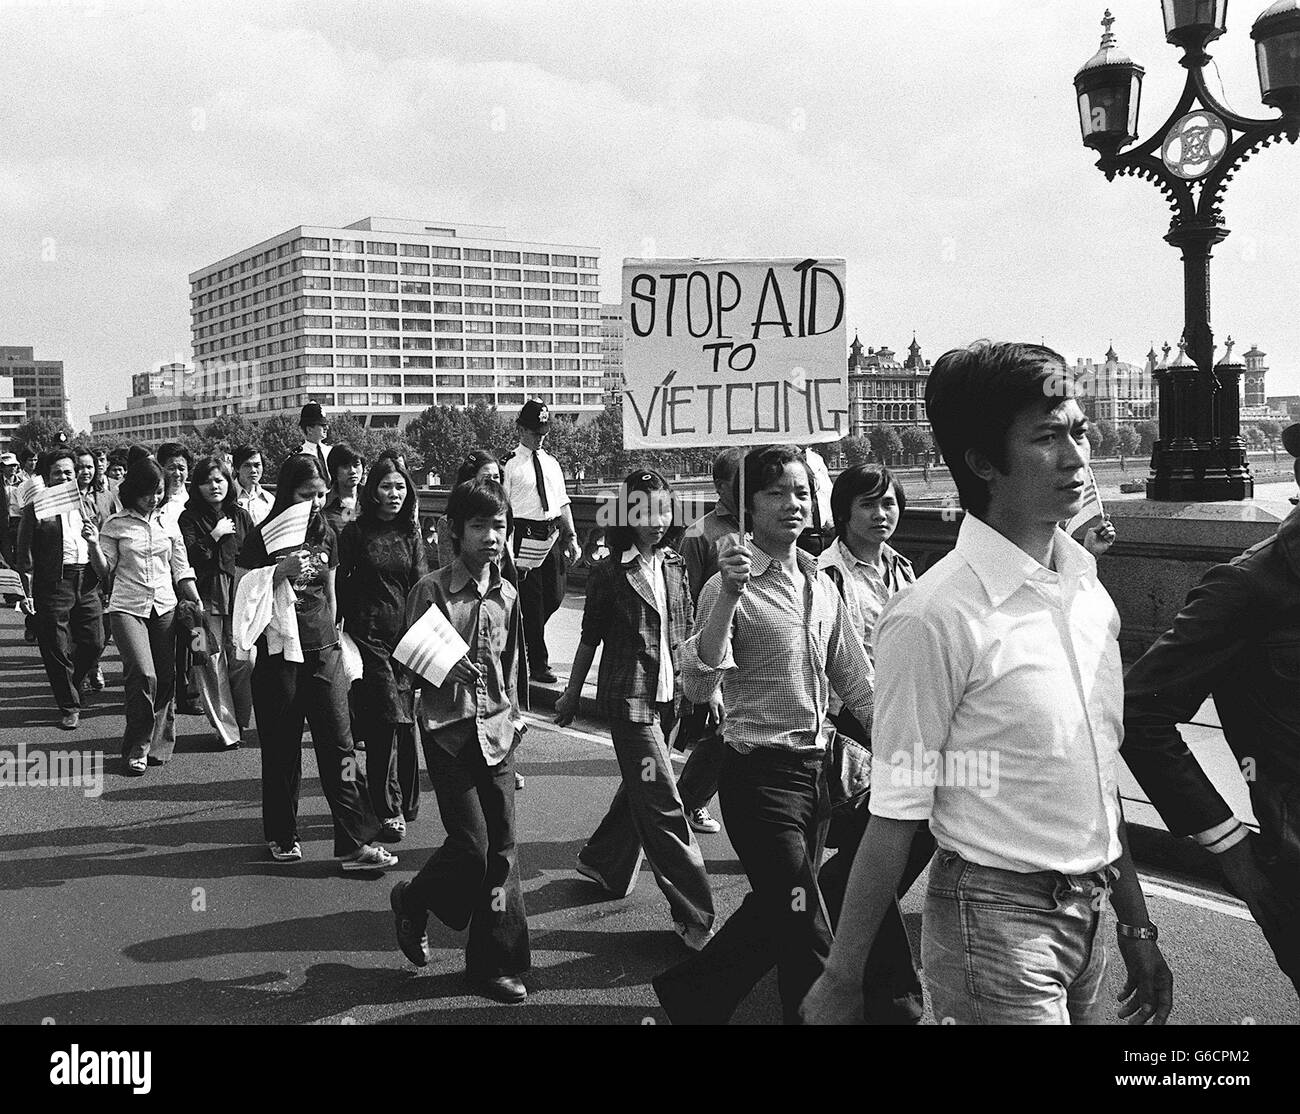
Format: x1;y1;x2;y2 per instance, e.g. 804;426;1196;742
405;734;530;978
252;643;379;856
654;745;831;1024
363;720;421;823
579;704;714;931
674;704;726;812
921;849;1112;1025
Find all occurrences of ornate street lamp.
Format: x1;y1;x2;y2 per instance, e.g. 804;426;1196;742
1074;7;1300;500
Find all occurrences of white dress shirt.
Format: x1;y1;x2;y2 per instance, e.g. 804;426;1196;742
501;443;570;521
237;483;273;526
299;440;333;479
868;513;1124;875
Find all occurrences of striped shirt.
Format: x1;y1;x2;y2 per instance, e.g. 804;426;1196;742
680;545;874;755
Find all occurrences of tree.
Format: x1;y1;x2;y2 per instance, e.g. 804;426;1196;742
840;435;871;467
1085;423;1103;455
1244;424;1266;449
866;425;903;465
404;405;477;481
1094;419;1119;458
1259;420;1282;445
200;414;261;457
259;414;305;475
591;401;626;480
13;416;73;454
1135;420;1159;454
1116;424;1140;467
463;402;517;461
899;426;933;465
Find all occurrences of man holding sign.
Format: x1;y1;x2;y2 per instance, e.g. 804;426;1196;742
390;479;531;1003
15;448;105;730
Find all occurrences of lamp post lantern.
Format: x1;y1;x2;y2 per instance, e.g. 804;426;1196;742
1074;6;1300;501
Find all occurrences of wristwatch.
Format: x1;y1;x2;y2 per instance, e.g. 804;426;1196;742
1116;921;1159;941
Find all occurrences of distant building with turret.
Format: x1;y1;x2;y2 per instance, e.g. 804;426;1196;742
846;334;931;437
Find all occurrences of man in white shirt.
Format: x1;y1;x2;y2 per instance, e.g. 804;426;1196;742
501;400;580;684
297;402;333;485
155;442;192;530
234;445;273;527
803;340;1173;1026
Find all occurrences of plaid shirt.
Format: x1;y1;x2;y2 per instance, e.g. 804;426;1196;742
681;546;874;755
581;546;694;724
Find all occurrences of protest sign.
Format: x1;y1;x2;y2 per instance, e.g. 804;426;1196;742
621;257;848;449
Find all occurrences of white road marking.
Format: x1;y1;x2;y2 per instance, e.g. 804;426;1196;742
1138;878;1253;921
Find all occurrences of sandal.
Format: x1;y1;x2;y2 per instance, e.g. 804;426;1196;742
378;817;406;842
124;758;147;777
340;844;398;872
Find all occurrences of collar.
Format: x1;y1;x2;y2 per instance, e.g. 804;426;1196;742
515;442;548;460
749;543;820;581
448;556;503;597
620;546;669;568
956;513;1096;608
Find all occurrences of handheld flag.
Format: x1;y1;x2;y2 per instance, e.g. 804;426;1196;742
0;568;26;598
393;600;470;686
260;500;311;554
1066;467;1107;536
33;480;82;522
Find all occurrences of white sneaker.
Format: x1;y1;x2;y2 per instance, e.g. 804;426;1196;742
688;807;721;834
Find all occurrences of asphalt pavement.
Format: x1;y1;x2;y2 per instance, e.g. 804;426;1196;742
0;603;1294;1026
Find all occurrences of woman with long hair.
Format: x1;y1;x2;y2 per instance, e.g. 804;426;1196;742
86;459;203;774
235;453;394;871
178;455;254;749
555;469;716;949
337;455;428;841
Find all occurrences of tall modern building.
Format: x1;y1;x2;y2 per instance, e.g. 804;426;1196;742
846;334;931;436
0;345;68;426
599;303;624;405
189;217;604;429
131;362;192;399
0;373;27;452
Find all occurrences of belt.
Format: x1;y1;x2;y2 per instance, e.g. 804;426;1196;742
61;563;91;581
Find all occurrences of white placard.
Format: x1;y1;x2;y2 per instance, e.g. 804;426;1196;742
621;257;849;448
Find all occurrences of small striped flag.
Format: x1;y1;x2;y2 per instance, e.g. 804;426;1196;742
0;568;25;598
260;500;311;554
515;533;556;571
1066;466;1107;536
393;600;470;686
33;480;82;522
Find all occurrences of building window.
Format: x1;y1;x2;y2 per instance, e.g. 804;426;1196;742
367;279;398;293
403;356;433;368
523;252;549;265
463;248;492;262
400;263;430;276
334;316;366;329
369;335;400;348
432;246;461;259
368;260;398;274
367;241;398;255
464;266;492;280
406;374;435;387
333;238;364;253
436;356;465;369
493;251;521;264
432;265;462;278
336;278;365;292
400;243;431;258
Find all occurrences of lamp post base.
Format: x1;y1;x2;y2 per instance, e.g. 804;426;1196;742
1146;444;1253;501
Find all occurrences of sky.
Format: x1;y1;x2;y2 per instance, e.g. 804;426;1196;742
3;0;1300;432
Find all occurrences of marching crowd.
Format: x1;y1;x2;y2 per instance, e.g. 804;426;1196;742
2;340;1297;1021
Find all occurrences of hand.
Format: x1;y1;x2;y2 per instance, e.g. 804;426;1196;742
1219;836;1297;930
80;520;99;546
210;516;236;541
716;535;752;596
446;655;483;686
19;597;36;616
273;551;305;585
1084;517;1116;557
799;969;865;1026
1116;937;1173;1024
565;536;582;565
554;687;579;727
705;691;724;727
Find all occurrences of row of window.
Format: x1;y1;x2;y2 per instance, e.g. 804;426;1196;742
303;391;598;409
302;370;598;387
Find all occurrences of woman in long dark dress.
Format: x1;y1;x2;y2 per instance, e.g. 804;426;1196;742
337;456;428;841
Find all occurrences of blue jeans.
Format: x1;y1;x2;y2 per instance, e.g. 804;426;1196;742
921;849;1112;1025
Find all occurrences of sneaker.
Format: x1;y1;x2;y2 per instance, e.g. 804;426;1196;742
379;816;406;843
673;920;715;952
59;709;80;731
390;881;430;966
89;667;105;692
268;840;302;862
340;844;398;872
515;772;525;791
688;807;721;834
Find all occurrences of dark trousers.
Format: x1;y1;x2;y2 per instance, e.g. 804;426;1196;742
35;568;104;713
405;733;530;977
252;643;380;856
817;805;935;1024
656;745;831;1024
674;704;726;811
111;609;177;762
518;547;566;674
364;720;421;822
